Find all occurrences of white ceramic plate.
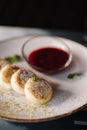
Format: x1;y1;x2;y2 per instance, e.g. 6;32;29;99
0;36;87;122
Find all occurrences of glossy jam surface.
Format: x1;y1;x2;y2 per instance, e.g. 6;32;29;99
28;47;69;72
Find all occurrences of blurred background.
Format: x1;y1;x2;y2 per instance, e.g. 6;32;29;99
0;0;86;31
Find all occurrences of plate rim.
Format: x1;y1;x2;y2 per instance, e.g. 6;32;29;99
0;103;87;123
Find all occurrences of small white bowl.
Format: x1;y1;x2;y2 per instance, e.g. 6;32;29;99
22;36;72;74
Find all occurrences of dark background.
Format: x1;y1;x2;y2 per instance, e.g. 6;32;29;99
0;0;86;31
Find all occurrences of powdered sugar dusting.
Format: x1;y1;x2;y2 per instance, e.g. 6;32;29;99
18;70;33;84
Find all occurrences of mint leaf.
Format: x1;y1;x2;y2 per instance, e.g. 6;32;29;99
5;55;21;63
67;73;82;79
31;74;38;81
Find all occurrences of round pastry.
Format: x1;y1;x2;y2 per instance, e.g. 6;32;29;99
0;58;10;71
24;76;53;106
11;69;33;95
0;64;19;89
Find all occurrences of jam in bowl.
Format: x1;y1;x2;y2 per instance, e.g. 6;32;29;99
22;36;72;74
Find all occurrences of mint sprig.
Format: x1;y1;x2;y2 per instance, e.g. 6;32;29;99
5;55;21;63
67;72;82;79
31;74;38;81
